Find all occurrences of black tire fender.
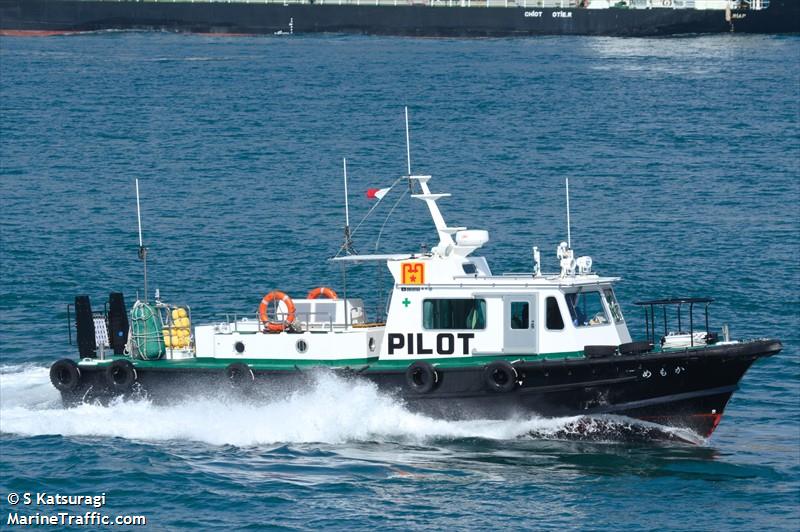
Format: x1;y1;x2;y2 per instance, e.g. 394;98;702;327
225;362;255;389
105;359;138;392
50;359;81;392
484;360;518;393
584;345;618;359
618;341;654;355
405;361;439;394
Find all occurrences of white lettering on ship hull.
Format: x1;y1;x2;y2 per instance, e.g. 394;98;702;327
524;10;573;19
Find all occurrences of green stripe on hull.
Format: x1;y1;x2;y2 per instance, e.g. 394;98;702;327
76;351;585;371
81;356;381;370
371;351;585;370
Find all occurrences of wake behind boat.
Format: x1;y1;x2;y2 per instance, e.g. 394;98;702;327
49;112;781;440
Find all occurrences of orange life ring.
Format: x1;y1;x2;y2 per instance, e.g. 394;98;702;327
306;287;338;300
259;290;296;332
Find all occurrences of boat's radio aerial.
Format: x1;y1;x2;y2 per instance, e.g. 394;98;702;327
558;177;592;278
135;178;149;302
405;106;413;177
341;158;357;256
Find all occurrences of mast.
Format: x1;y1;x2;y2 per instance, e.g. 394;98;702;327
135;178;148;302
405;106;412;176
405;107;458;252
565;177;571;249
340;158;354;330
342;158;356;255
343;158;350;229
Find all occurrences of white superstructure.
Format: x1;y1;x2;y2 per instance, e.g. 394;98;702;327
190;172;632;363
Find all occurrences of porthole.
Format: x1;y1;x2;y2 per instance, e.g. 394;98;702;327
368;338;376;352
296;340;308;354
234;341;245;354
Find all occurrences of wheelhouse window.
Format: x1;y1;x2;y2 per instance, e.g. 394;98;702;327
423;299;486;330
546;296;564;330
565;291;609;327
510;302;529;329
603;288;624;323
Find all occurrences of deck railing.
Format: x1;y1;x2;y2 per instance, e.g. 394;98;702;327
222;309;385;332
634;297;714;347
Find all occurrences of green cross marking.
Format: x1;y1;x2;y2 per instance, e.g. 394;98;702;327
402;298;411;308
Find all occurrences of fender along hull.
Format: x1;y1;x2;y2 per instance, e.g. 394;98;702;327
57;339;781;439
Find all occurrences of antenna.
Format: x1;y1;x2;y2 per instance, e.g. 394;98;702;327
343;158;350;228
342;158;356;255
404;106;412;176
135;179;148;302
565;177;571;249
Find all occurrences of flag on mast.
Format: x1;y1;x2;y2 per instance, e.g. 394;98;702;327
366;187;390;200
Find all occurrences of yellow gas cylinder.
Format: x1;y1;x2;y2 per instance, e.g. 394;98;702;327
168;308;191;348
163;329;173;348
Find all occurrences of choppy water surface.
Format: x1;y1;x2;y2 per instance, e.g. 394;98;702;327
1;33;798;530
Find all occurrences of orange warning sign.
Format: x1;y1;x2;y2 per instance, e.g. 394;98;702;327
401;262;425;285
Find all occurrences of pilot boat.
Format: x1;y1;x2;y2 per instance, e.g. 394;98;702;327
49;119;781;440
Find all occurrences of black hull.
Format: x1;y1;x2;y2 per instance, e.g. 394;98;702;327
58;339;781;438
1;0;798;37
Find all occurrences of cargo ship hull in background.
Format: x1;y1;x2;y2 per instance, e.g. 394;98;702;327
1;0;798;37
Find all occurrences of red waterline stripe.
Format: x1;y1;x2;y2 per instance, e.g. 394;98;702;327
0;30;76;37
1;29;264;37
705;413;724;434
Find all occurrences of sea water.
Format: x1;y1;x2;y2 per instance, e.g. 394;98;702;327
1;33;798;530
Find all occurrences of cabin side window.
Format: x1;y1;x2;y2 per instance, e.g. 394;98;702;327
603;288;624;323
423;299;486;330
565;291;609;327
546;297;564;330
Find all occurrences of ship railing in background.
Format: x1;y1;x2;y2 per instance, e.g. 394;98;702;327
137;0;770;9
224;311;378;332
157;0;580;6
225;311;337;332
140;0;580;6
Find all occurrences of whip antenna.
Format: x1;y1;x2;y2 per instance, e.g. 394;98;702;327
342;158;356;255
343;158;350;229
565;177;572;249
135;178;149;302
405;106;412;176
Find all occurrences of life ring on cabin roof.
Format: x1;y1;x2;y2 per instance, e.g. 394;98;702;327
259;290;296;332
307;287;338;300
